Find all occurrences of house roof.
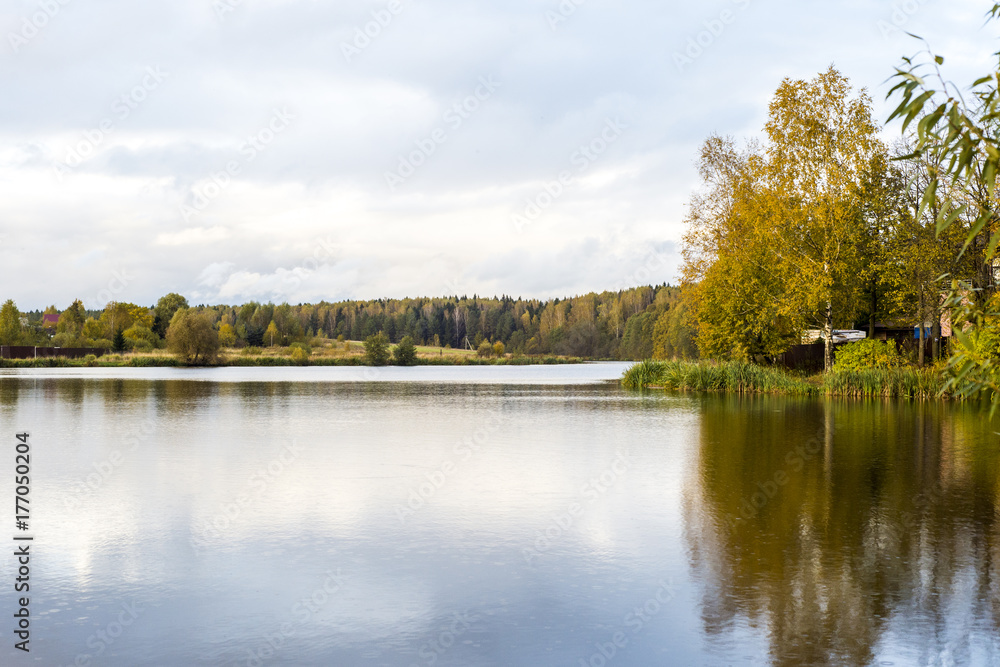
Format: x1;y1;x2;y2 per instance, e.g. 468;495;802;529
42;313;60;326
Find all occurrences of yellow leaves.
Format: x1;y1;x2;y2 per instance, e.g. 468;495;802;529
683;68;889;359
128;305;153;329
97;302;152;337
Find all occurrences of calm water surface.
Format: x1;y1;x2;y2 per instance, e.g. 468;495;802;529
0;364;997;666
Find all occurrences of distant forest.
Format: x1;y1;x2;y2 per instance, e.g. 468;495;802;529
12;284;698;361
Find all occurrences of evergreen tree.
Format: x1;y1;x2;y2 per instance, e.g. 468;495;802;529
112;328;127;353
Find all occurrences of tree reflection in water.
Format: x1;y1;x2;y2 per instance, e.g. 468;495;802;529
684;396;1000;666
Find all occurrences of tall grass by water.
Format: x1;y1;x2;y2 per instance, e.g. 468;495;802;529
621;360;816;395
623;360;954;400
823;367;950;399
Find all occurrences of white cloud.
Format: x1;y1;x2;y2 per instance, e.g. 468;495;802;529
157;226;231;246
1;0;997;308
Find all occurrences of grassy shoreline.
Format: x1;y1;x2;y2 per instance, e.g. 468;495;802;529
0;353;588;369
0;338;597;368
622;360;954;399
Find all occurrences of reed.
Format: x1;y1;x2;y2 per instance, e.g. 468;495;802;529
624;360;954;400
823;367;949;398
622;360;816;395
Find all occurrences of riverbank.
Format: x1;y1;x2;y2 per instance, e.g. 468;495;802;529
0;352;587;368
622;360;952;399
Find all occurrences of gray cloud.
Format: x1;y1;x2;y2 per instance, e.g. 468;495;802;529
1;0;996;308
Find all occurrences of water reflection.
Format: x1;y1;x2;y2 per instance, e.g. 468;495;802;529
2;375;673;666
2;371;998;665
686;396;1000;666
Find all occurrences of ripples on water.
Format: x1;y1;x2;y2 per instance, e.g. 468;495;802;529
0;366;996;665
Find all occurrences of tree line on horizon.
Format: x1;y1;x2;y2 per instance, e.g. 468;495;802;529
0;284;699;361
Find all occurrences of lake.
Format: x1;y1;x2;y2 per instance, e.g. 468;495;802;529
0;364;997;666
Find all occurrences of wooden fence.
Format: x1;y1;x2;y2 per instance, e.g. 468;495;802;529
1;346;106;360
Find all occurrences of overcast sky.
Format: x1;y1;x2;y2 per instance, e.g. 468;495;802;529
1;0;998;309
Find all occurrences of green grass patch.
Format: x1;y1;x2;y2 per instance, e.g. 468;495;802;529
823;367;949;398
622;360;816;395
624;360;955;400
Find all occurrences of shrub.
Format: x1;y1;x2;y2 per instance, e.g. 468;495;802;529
289;342;312;355
123;324;158;351
83;354;98;367
477;340;493;357
127;355;177;367
364;332;391;366
393;336;418;366
290;347;310;365
242;346;262;356
52;332;79;348
492;341;505;357
832;339;904;372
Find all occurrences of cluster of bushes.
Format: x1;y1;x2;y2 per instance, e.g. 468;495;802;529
832;339;906;372
363;333;417;366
